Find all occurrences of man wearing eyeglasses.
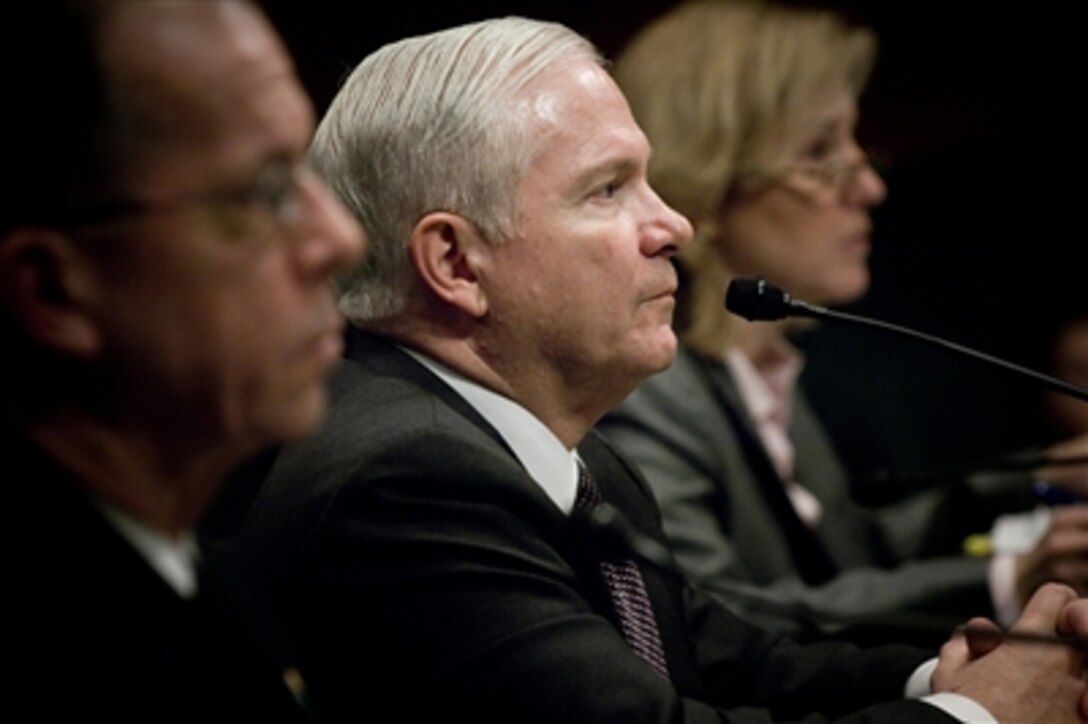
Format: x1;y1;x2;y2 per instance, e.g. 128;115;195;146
1;2;363;719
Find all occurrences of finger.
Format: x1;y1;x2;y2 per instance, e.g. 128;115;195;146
931;634;973;692
1058;599;1088;639
1016;582;1079;636
1048;562;1088;595
1033;527;1088;562
1048;505;1088;529
960;617;1004;657
1045;433;1088;458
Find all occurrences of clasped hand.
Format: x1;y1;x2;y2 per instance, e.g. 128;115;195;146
933;582;1088;722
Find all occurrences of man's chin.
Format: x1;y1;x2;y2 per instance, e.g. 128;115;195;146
638;332;679;376
255;386;330;447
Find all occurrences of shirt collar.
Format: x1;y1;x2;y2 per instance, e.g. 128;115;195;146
97;501;200;599
401;347;580;514
724;337;804;427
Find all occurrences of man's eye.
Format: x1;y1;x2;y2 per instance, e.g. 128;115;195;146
227;163;300;218
206;160;306;241
593;181;620;199
252;167;295;206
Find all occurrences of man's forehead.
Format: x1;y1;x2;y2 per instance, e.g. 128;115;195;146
102;2;290;106
519;63;647;173
519;61;614;126
100;2;306;190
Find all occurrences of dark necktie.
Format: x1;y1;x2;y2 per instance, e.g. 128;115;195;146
575;461;669;679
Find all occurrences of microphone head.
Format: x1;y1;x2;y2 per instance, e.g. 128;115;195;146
725;277;793;321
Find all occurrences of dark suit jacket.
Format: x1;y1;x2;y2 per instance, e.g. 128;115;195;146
6;431;310;723
230;329;955;722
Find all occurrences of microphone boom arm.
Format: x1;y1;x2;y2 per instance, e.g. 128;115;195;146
725;277;1088;402
814;305;1088;402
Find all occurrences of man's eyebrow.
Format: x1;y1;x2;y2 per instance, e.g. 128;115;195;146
571;156;642;188
224;147;299;186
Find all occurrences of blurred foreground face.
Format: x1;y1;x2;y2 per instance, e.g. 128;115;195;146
717;89;885;306
91;3;364;451
482;61;692;388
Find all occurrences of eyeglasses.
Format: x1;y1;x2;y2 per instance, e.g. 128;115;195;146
738;149;884;198
787;153;876;189
52;156;312;240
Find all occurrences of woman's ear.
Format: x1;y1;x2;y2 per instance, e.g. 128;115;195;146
407;212;490;318
0;228;103;357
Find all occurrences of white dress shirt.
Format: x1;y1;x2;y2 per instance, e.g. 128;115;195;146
98;501;200;599
403;347;580;513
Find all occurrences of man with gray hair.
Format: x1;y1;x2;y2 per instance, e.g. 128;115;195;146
232;16;1088;723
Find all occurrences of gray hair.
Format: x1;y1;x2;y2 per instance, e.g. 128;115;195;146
311;16;602;321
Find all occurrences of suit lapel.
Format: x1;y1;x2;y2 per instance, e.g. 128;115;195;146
691;354;839;585
342;328;571;533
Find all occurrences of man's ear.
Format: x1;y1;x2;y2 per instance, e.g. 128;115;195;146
408;212;490;318
0;228;103;357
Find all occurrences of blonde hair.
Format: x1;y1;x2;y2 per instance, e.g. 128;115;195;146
614;0;875;355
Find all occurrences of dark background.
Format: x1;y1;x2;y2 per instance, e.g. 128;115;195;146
263;1;1084;481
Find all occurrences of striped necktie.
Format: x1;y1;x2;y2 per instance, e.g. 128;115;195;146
575;461;669;678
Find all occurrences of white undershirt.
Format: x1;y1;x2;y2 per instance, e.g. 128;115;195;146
97;501;200;599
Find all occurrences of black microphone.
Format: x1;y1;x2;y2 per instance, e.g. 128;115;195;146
725;276;825;321
724;277;1088;402
856;452;1088;507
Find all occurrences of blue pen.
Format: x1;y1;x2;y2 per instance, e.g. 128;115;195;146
1032;480;1087;506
